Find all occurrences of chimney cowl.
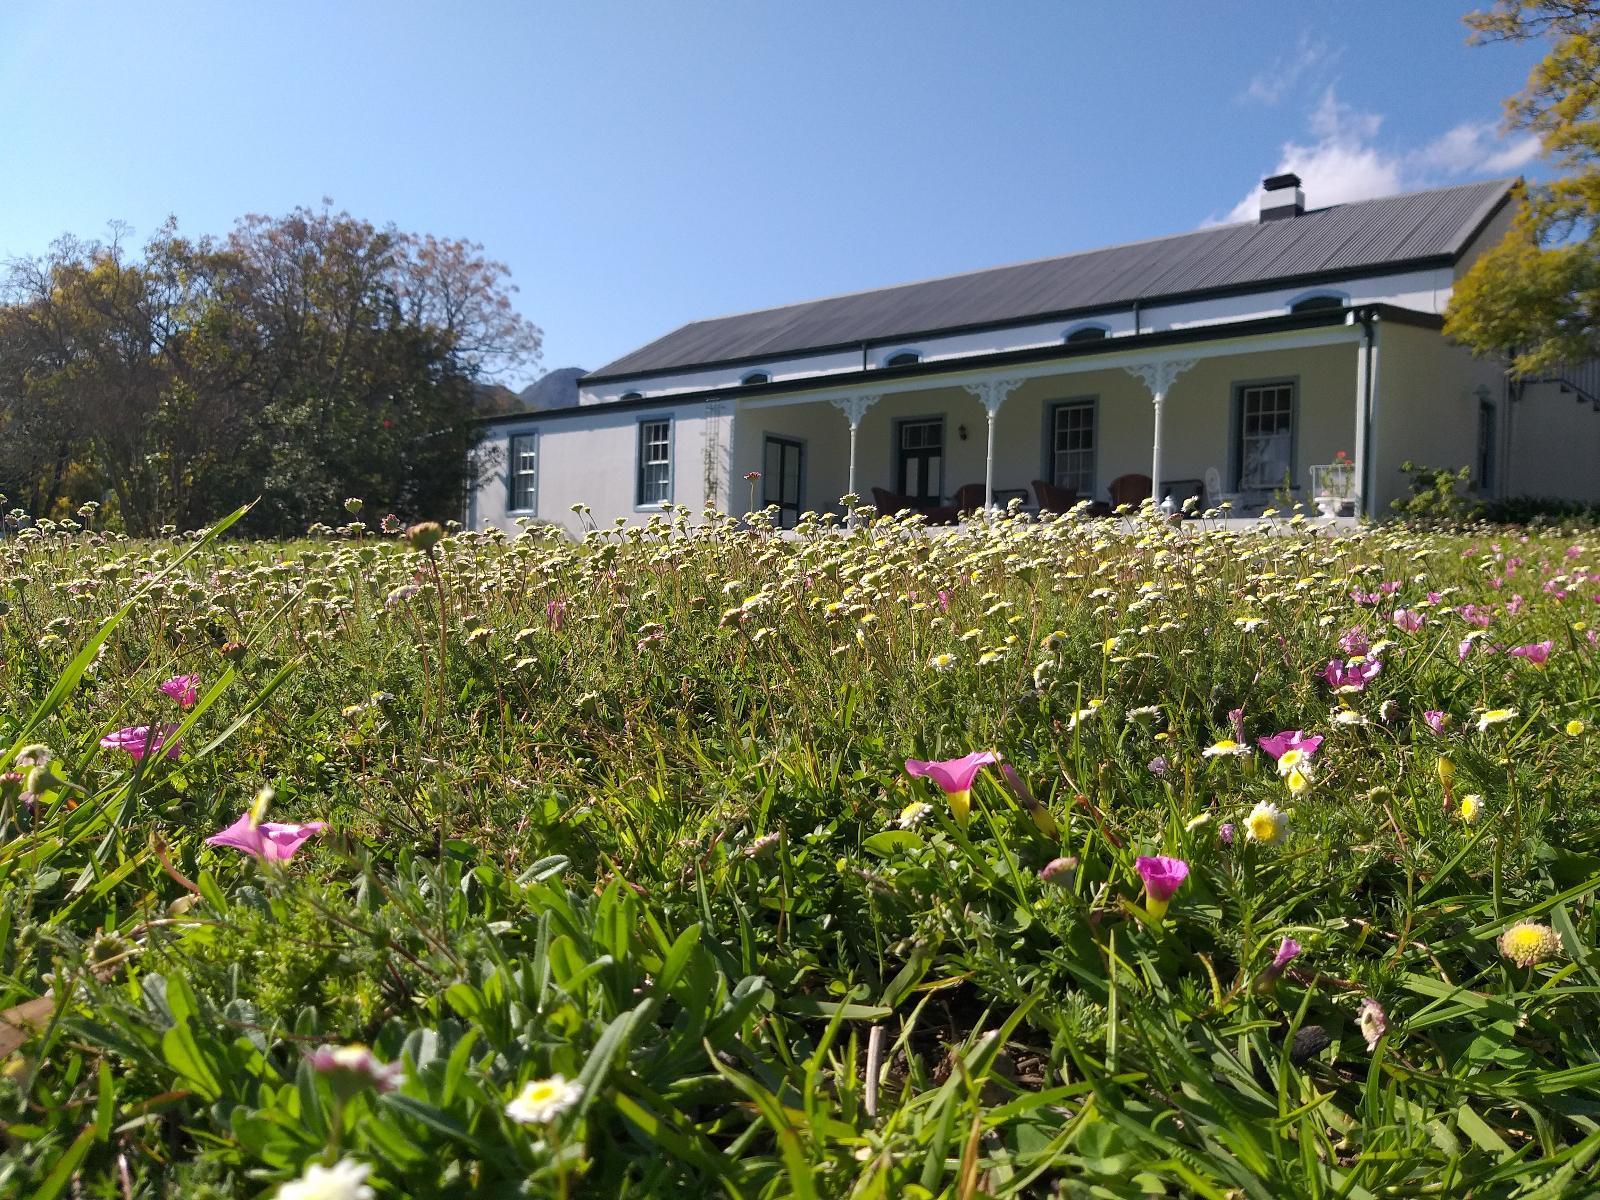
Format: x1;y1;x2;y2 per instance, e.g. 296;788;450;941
1260;173;1305;222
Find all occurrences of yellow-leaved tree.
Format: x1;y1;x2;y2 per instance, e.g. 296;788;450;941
1446;1;1600;374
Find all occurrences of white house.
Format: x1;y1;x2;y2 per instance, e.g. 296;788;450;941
469;174;1600;534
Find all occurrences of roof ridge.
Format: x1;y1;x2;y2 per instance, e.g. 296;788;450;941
588;176;1517;379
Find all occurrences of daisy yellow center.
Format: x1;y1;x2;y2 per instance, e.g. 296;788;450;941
1248;811;1280;841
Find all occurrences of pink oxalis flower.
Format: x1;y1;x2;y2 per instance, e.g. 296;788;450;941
1134;854;1189;920
1508;640;1554;666
1255;936;1302;992
1256;730;1324;761
159;674;199;709
100;724;181;761
1338;627;1370;656
1321;658;1381;693
905;750;999;830
206;811;326;862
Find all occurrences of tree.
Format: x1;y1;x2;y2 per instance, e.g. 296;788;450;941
0;205;542;534
1445;1;1600;374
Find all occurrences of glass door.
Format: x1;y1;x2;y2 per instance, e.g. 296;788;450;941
762;435;804;528
896;418;944;505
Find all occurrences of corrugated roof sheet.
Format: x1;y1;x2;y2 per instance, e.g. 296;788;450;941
589;179;1512;380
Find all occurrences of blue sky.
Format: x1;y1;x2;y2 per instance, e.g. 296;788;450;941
0;2;1547;384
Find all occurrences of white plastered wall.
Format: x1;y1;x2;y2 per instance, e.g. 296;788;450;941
471;399;731;535
1507;382;1600;503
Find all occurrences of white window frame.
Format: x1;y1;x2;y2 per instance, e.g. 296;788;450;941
1233;379;1298;492
636;416;674;508
507;430;539;513
1047;398;1097;497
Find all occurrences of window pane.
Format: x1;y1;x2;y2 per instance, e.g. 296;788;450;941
508;434;537;511
1237;383;1295;489
639;420;672;504
1052;402;1095;495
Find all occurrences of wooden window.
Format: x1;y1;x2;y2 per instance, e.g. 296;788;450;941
508;433;537;512
637;419;672;505
1236;382;1295;490
1050;400;1096;496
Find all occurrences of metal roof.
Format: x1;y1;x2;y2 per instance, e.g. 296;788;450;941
588;178;1513;381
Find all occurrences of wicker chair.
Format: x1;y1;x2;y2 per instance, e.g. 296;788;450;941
1107;474;1152;507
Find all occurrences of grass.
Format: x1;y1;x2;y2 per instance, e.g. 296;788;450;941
1;501;1598;1198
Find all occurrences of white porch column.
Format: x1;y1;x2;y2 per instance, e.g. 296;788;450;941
1353;331;1371;517
963;378;1025;508
1124;359;1195;504
828;393;880;511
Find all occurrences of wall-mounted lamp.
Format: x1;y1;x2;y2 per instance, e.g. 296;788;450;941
957;424;969;441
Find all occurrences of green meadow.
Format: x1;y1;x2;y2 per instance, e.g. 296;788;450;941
3;504;1599;1198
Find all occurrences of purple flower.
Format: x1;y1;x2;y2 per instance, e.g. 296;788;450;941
307;1044;405;1095
546;599;568;631
1147;755;1170;777
1271;936;1301;972
159;674;199;709
1256;730;1324;761
1338;627;1370;656
1351;589;1381;606
1457;604;1493;628
1423;710;1448;735
1392;609;1423;632
1218;822;1236;846
1134;854;1189;920
905;751;999;830
100;724;181;762
1321;658;1381;693
206;811;325;862
1254;935;1302;992
1039;856;1078;886
1227;706;1245;742
1508;640;1554;666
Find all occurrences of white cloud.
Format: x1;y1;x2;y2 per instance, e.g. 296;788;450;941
1239;33;1333;107
1212;87;1545;225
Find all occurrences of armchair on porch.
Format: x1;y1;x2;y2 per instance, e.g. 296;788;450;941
951;482;987;514
871;487;918;516
1107;474;1152;508
1031;480;1078;513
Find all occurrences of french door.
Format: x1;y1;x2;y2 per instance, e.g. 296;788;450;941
896;418;944;504
762;435;804;528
